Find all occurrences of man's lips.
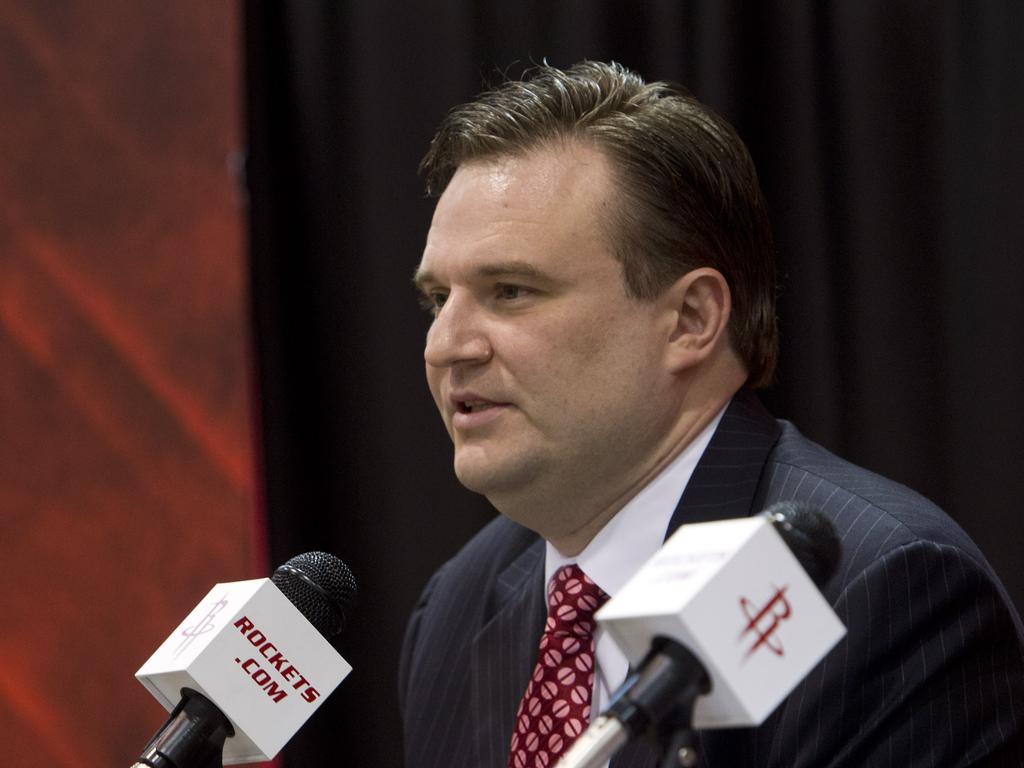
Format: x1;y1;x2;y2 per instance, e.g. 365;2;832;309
449;391;510;411
456;399;504;413
449;393;512;429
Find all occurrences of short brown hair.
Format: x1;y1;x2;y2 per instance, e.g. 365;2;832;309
420;61;778;388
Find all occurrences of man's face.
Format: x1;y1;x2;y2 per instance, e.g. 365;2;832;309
415;144;679;534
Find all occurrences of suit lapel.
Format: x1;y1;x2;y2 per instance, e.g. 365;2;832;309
667;388;781;536
469;537;546;768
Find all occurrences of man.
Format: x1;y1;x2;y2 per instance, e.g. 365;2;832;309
399;61;1024;767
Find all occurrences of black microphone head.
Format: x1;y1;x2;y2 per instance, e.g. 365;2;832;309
761;501;841;588
271;551;357;640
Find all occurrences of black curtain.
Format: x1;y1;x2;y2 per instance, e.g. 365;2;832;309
244;3;1024;766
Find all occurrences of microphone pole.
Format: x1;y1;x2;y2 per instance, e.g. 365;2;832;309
132;688;233;768
557;636;708;768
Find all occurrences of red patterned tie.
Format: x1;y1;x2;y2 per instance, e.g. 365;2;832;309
508;565;610;768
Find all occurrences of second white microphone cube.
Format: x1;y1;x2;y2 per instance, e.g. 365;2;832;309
597;516;845;728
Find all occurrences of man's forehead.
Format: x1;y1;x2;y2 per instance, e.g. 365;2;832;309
450;144;611;214
428;146;609;239
414;143;619;289
459;153;568;196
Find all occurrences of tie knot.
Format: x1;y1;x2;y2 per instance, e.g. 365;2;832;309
545;565;609;638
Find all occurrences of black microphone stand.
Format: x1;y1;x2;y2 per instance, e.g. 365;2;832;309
132;688;234;768
653;695;699;768
557;635;709;768
609;636;708;768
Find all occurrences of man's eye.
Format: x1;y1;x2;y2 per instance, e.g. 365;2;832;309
417;292;447;315
497;284;528;300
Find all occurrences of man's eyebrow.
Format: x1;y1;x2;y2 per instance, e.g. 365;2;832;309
412;266;434;291
413;260;550;290
474;260;547;279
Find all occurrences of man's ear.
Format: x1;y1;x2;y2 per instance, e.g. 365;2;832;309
662;267;733;373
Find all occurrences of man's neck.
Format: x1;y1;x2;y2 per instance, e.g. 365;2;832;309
545;395;735;556
545;402;727;589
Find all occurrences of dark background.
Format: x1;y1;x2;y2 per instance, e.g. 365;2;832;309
244;3;1024;767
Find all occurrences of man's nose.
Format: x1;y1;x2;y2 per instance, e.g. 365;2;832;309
424;293;492;368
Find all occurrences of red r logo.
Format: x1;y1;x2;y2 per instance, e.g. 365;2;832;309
739;585;792;660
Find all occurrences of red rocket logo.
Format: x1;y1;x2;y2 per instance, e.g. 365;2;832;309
739;585;792;660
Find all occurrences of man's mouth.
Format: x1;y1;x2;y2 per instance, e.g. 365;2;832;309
458;400;500;414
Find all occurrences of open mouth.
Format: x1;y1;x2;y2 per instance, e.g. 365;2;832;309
458;400;500;414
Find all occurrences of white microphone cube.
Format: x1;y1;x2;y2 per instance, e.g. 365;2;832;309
136;578;352;763
597;516;845;728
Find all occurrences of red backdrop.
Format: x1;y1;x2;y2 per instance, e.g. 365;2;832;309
0;3;257;765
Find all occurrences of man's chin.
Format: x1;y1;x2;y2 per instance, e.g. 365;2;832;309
453;451;536;500
452;462;505;496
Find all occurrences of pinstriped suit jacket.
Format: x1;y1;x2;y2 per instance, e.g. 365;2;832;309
399;390;1024;767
